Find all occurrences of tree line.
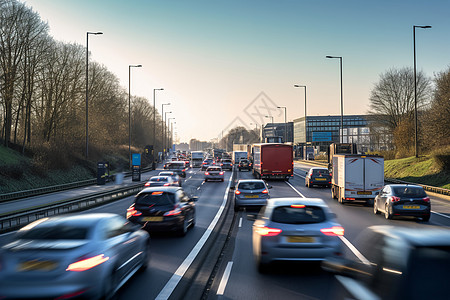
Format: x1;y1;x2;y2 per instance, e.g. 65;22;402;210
0;0;167;166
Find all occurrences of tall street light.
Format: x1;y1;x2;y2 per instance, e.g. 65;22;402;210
413;25;431;158
164;111;172;157
85;31;102;159
153;88;164;165
128;64;142;168
294;84;307;144
168;117;175;154
326;55;344;143
277;106;287;143
161;103;171;159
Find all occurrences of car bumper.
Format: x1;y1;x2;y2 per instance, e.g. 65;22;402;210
129;216;184;232
205;175;224;181
392;206;430;217
235;198;267;208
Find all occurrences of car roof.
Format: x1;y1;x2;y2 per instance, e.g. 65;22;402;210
267;198;328;208
237;179;266;183
310;167;328;170
369;225;450;247
21;213;118;229
384;184;423;189
138;186;182;194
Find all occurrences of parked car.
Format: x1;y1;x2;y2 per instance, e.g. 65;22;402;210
220;159;233;170
144;175;176;187
238;158;252;171
373;184;431;221
204;166;224;182
127;187;197;236
159;171;182;186
322;225;450;300
252;198;344;273
0;213;150;300
201;158;215;171
233;179;271;211
305;167;331;188
164;161;186;177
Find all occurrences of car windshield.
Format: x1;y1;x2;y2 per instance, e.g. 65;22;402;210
312;169;329;176
271;206;326;224
136;192;176;206
238;182;265;190
18;225;89;240
392;186;427;197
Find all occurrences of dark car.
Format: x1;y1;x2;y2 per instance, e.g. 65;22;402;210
322;225;450;300
127;187;197;236
305;167;331;188
233;179;270;211
220;159;233;170
159;171;182;186
201;158;215;171
238;159;252;171
164;161;187;177
373;184;430;221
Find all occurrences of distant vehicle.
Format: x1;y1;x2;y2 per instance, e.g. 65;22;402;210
232;151;248;164
159;171;182;186
204;166;224;182
238;158;252;171
373;184;431;221
331;154;384;205
164;161;186;177
191;151;204;167
220;159;233;170
232;179;271;211
305;167;331;188
252;198;344;273
171;157;178;161
127;187;197;236
306;152;315;160
0;213;150;300
327;143;357;171
144;175;176;187
201;158;215;171
322;225;450;300
252;143;293;180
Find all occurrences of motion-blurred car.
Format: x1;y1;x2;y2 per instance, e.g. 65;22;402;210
322;225;450;300
238;158;252;171
0;213;150;300
305;167;331;188
201;158;215;171
220;159;233;170
373;184;431;221
233;179;270;211
159;171;182;186
164;161;186;177
252;198;344;273
127;187;196;236
144;175;176;187
204;166;224;182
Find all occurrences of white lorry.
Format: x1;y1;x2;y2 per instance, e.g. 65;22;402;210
232;151;248;164
190;151;204;167
331;154;384;205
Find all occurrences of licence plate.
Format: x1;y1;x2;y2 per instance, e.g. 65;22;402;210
357;191;372;195
18;260;57;272
143;216;163;221
287;236;315;243
403;205;420;209
245;195;259;198
315;178;326;181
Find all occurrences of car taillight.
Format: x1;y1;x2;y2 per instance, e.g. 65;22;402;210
320;226;345;236
144;182;151;187
291;204;305;208
254;225;282;236
164;205;182;216
203;162;206;164
219;171;224;175
126;206;142;218
390;196;401;202
235;190;241;195
262;189;269;194
164;183;170;186
221;163;224;166
66;254;109;272
423;197;430;203
205;172;209;175
182;169;186;172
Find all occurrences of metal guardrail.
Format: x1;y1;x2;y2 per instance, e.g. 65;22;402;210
0;183;145;233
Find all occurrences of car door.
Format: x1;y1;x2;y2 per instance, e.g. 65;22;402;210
178;190;194;224
379;186;391;212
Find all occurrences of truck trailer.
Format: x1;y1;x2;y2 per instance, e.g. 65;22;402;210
252;143;293;180
331;154;384;205
190;151;204;167
232;151;248;164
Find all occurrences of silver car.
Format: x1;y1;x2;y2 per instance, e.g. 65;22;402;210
204;166;224;182
145;175;176;187
0;213;150;300
159;171;182;186
252;198;344;273
233;179;270;211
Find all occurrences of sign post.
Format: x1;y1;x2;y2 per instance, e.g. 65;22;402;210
132;153;141;182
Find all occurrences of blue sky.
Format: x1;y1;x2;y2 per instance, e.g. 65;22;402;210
24;0;450;142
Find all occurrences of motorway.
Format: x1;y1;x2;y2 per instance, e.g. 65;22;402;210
1;161;450;299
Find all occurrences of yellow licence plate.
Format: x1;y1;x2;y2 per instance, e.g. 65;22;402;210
403;205;420;209
315;178;326;181
357;191;372;195
143;216;163;221
245;195;259;198
18;260;57;272
287;236;315;243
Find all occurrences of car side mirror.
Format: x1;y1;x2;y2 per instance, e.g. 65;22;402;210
190;196;199;202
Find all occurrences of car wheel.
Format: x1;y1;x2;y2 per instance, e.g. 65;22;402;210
422;214;430;222
373;201;380;214
178;217;188;237
384;204;393;220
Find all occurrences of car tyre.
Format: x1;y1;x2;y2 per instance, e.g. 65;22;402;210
373;201;380;214
177;218;188;237
384;204;393;220
234;205;239;212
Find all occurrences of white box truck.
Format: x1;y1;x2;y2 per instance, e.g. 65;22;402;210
331;154;384;205
190;151;204;167
232;151;248;164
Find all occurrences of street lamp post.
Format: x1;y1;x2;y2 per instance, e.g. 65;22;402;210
277;106;287;143
413;25;431;158
168;117;175;154
128;64;142;168
85;31;102;159
326;55;344;143
294;85;307;144
164;111;172;157
153;88;164;166
161;103;171;159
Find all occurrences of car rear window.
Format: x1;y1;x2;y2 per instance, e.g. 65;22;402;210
271;206;326;224
392;186;427;197
136;192;176;206
238;182;265;190
312;169;329;176
207;167;221;171
18;226;89;240
167;163;184;169
150;177;168;182
222;160;232;163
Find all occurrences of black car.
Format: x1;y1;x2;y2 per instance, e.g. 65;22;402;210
373;184;430;221
220;159;233;170
238;159;252;171
305;167;331;188
201;158;215;171
164;161;187;177
322;225;450;300
127;187;197;236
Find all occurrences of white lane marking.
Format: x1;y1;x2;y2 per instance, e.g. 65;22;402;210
217;261;233;295
238;217;242;228
155;172;233;300
335;275;380;300
432;211;450;219
293;171;306;179
285;181;306;198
